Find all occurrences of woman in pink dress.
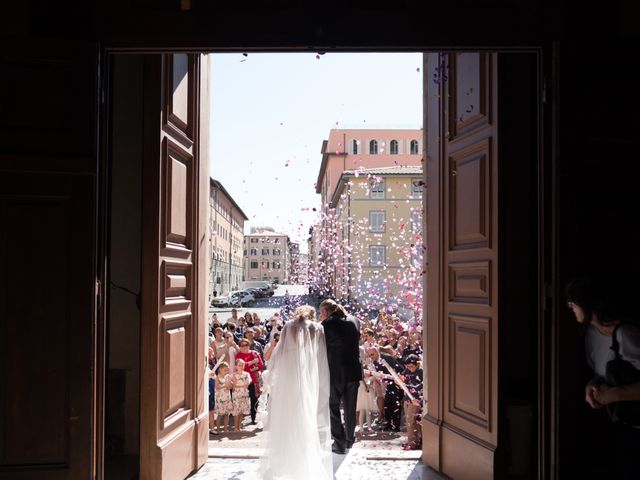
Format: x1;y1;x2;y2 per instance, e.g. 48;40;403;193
234;339;264;424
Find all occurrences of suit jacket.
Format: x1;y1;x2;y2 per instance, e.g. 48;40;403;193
323;312;363;386
346;314;361;332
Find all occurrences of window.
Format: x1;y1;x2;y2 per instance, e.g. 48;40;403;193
369;211;386;232
369;140;378;155
250;261;258;269
390;140;398;155
351;139;359;154
369;245;386;266
370;178;385;199
410;139;419;154
243;249;247;256
274;238;280;243
262;248;270;255
411;209;422;233
250;238;259;243
273;248;281;256
412;178;424;196
250;248;257;255
272;261;281;269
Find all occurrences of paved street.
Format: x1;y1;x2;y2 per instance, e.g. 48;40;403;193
209;284;317;322
188;420;446;480
198;284;445;480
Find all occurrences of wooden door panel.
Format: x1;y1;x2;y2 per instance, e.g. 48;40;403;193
164;139;194;250
446;314;491;436
140;53;207;480
4;199;69;467
424;52;499;480
161;314;190;430
449;140;492;250
0;174;94;480
0;39;96;480
0;41;96;160
164;53;195;147
448;53;492;140
448;261;491;304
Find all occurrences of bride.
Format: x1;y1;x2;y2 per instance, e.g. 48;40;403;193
258;305;333;480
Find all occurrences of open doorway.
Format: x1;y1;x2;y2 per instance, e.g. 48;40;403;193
103;50;540;480
205;52;428;478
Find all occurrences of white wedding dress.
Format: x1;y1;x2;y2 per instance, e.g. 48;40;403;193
258;318;333;480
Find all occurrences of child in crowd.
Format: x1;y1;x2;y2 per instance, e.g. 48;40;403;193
401;354;424;450
231;358;252;432
225;331;238;367
356;352;379;435
213;362;233;434
208;355;215;434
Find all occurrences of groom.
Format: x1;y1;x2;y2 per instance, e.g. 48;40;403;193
319;299;363;454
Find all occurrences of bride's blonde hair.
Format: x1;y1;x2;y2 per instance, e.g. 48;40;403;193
294;305;316;322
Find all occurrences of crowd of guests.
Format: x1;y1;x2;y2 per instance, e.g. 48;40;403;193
207;305;424;451
207;309;280;433
356;311;424;450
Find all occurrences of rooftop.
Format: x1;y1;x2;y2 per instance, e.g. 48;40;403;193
210;178;249;220
342;165;422;176
330;165;424;207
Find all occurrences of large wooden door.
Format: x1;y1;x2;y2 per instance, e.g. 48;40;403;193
423;52;499;479
139;53;209;480
0;41;97;479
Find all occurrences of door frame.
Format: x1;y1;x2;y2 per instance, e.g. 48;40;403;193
97;46;556;480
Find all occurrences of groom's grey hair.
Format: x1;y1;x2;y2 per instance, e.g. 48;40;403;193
319;298;347;317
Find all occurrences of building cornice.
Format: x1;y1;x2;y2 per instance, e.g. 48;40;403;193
329;168;423;208
210;178;249;221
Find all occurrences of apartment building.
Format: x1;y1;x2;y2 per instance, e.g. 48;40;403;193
330;165;424;310
209;179;248;300
243;227;291;283
313;128;423;308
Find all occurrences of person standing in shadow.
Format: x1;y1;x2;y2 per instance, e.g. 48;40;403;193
566;273;640;480
319;298;363;454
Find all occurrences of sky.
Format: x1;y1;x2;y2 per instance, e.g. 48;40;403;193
209;52;423;253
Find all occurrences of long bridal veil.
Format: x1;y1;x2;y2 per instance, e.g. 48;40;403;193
258;315;333;479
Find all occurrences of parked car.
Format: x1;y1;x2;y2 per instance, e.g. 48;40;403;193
242;280;275;296
230;290;255;307
260;285;274;297
244;287;265;299
212;293;240;308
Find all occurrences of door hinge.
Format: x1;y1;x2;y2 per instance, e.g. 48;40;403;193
542;77;552;106
97;49;106;106
96;279;103;311
543;282;554;311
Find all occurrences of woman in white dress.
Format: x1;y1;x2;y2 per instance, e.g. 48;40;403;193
259;305;333;480
356;345;379;434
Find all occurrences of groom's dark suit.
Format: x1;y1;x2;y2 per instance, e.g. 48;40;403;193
323;311;362;452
